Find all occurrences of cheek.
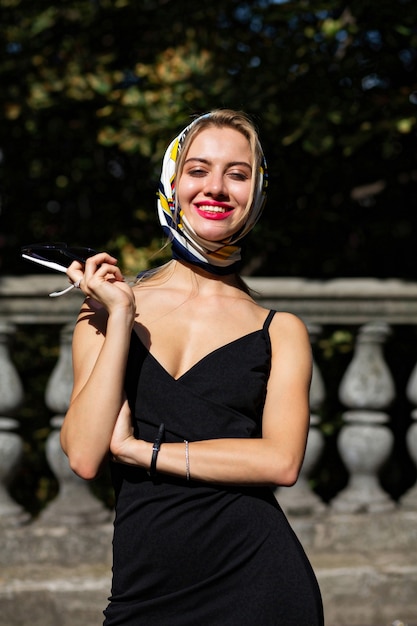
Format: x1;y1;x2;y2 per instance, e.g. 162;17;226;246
176;179;196;206
233;182;252;208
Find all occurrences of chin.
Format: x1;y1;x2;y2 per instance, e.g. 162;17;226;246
192;220;242;242
200;229;235;242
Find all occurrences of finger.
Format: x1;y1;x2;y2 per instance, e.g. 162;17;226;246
66;260;84;284
66;253;118;291
84;252;117;270
86;262;124;283
83;254;121;280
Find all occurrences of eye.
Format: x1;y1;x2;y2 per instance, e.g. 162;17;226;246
187;167;208;177
229;171;250;181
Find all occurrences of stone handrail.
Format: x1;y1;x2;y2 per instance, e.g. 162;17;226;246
249;276;417;324
0;275;84;324
2;274;417;324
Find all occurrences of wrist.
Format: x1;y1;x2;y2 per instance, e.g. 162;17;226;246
149;423;165;478
112;437;150;467
107;306;136;329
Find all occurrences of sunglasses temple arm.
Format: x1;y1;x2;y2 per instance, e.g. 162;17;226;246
21;254;69;273
49;283;76;298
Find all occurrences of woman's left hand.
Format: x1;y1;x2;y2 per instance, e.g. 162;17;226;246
110;401;135;461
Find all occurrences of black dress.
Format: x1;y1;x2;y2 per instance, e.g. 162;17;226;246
103;310;324;625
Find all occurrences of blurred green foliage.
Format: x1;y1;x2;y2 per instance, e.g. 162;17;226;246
1;0;416;278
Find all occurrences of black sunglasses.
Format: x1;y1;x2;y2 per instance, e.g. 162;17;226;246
21;242;98;273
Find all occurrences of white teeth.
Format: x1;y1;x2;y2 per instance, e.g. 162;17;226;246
198;205;229;213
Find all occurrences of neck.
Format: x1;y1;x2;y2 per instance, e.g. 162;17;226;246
172;260;245;293
170;237;242;276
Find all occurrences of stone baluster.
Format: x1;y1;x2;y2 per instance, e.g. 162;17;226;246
400;360;417;509
39;323;110;525
0;320;30;525
331;321;396;513
275;323;326;515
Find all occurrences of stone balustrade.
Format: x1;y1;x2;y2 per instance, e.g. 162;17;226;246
1;274;417;625
1;274;417;523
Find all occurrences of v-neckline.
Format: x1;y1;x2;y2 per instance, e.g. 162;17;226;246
132;325;267;382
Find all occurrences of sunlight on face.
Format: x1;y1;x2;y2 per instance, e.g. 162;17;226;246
177;127;252;242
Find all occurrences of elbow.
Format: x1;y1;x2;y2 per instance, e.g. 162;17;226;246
278;466;300;487
61;443;103;481
269;456;303;488
67;455;103;481
60;429;104;481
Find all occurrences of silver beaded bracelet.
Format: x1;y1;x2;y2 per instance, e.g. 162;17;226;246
184;440;190;481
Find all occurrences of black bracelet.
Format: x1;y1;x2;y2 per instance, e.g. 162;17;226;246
149;423;165;478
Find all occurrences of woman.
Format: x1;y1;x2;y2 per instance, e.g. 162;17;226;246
61;109;324;625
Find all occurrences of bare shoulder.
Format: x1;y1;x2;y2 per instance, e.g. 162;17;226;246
265;312;312;392
268;311;311;355
269;311;309;337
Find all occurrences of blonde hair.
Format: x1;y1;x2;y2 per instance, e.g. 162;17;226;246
175;109;263;221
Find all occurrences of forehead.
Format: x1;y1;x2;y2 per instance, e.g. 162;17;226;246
186;126;251;161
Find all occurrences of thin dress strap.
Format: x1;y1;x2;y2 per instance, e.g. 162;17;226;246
262;310;276;332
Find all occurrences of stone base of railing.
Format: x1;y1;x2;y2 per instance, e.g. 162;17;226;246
0;563;109;626
293;511;417;626
1;511;416;626
0;523;112;626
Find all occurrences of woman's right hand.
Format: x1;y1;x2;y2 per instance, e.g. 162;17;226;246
66;252;136;319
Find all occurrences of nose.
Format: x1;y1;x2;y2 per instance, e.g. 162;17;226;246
203;170;227;198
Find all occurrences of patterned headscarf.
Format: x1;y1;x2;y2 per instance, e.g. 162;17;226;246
157;113;268;275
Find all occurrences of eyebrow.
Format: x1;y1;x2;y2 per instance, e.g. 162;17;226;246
184;157;252;170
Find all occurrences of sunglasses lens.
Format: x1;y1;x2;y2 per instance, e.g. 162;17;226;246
66;247;97;263
21;243;98;269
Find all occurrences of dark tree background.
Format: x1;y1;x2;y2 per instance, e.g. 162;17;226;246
1;0;416;279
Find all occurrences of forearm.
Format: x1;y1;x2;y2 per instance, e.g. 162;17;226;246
61;310;134;478
113;435;305;487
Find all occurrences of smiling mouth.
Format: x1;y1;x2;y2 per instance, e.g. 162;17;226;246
196;204;233;214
